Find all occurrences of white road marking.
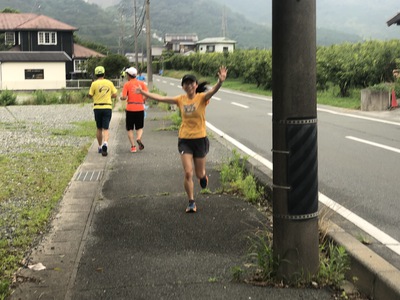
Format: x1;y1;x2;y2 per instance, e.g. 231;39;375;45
220;89;272;101
346;136;400;154
318;108;400;126
212;97;221;101
319;193;400;256
231;102;249;109
206;122;273;172
206;122;400;257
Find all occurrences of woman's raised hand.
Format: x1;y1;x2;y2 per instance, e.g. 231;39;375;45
218;66;228;83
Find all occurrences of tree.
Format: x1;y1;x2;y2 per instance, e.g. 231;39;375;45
102;54;130;78
1;8;20;13
73;35;110;55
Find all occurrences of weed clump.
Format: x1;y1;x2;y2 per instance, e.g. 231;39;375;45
0;90;16;106
220;149;264;203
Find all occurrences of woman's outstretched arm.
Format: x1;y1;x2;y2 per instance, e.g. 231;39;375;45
136;87;177;104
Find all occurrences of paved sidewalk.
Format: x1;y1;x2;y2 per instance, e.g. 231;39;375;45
10;106;335;300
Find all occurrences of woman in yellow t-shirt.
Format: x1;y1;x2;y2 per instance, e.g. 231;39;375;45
136;66;227;213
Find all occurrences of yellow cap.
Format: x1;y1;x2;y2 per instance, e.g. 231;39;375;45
95;66;105;75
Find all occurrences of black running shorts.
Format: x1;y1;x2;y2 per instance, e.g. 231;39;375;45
94;109;112;129
178;137;209;158
126;110;144;131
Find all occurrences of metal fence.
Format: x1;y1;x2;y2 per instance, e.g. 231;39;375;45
66;79;121;89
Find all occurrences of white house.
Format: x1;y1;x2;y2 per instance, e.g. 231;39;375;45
0;52;71;90
196;37;236;53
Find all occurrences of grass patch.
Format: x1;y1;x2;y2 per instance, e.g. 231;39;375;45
0;147;90;295
70;121;97;137
0;119;94;299
19;89;91;105
317;87;361;109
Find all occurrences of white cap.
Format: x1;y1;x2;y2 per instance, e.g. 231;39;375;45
125;67;137;76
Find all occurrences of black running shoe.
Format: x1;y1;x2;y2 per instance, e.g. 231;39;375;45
200;175;208;189
137;139;144;150
102;143;108;157
185;201;197;213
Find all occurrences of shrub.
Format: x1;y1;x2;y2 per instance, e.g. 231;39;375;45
0;90;17;106
33;90;48;104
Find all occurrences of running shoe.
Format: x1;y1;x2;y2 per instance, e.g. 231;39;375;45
185;201;197;213
199;175;208;189
98;146;102;153
102;143;108;157
130;146;137;153
137;139;144;150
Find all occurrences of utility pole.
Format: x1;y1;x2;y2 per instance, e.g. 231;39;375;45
134;0;139;67
145;0;153;90
272;0;319;281
221;5;227;37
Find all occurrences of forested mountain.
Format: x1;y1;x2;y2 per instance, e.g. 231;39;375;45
0;0;366;53
204;0;400;40
91;0;400;41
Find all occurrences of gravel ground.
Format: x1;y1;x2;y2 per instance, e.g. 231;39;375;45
0;104;95;155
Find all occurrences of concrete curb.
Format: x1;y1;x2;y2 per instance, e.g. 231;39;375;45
327;223;400;300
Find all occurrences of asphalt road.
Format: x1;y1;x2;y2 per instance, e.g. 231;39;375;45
152;75;400;269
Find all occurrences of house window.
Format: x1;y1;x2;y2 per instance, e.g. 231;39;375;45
206;45;215;53
38;31;57;45
5;32;15;45
173;43;180;52
74;59;87;72
25;69;44;80
223;47;229;53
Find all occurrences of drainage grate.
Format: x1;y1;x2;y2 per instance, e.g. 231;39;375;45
75;170;103;182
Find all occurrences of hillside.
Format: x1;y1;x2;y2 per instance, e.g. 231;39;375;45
0;0;362;52
210;0;400;40
91;0;400;41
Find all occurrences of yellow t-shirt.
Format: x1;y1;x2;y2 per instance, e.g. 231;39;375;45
174;93;208;139
89;79;117;110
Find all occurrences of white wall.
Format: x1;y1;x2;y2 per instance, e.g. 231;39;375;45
198;43;235;54
0;62;67;90
215;44;234;53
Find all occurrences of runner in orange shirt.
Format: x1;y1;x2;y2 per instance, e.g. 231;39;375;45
120;67;148;152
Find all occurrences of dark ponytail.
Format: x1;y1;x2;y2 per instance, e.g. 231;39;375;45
196;81;209;93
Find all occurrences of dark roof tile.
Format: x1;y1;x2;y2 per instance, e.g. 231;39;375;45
0;51;72;62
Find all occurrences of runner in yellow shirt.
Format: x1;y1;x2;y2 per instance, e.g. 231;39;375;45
88;66;118;157
136;66;228;213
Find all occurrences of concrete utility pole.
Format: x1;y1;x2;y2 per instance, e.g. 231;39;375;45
145;0;153;90
272;0;319;280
